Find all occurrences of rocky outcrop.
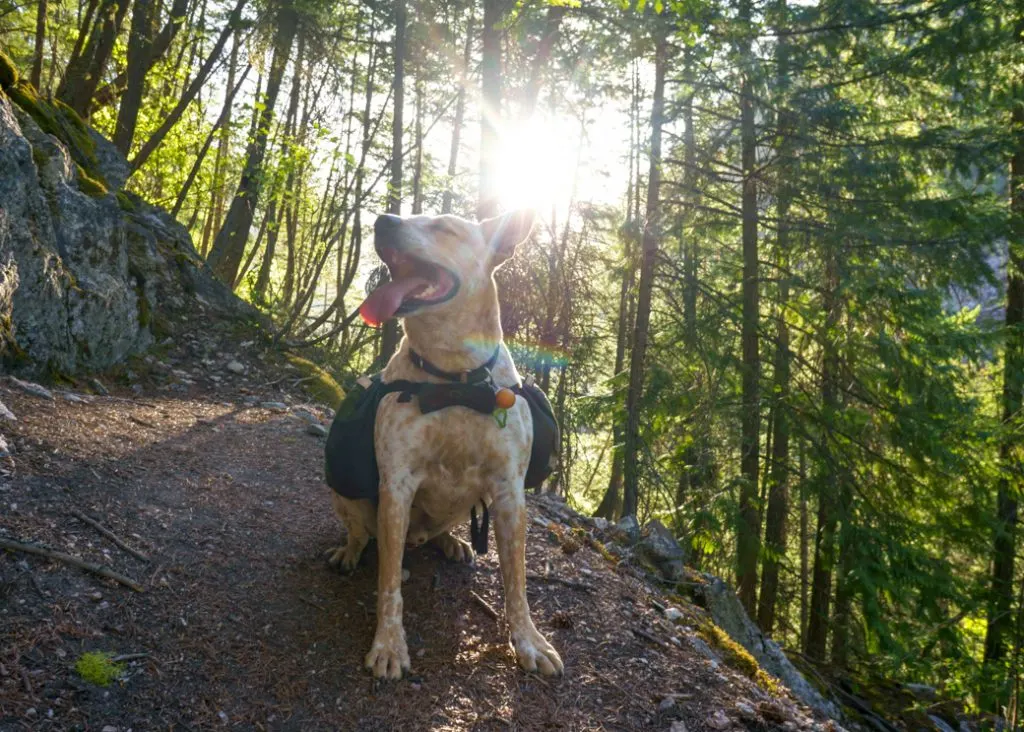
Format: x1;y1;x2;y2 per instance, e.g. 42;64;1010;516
694;576;841;720
0;79;261;377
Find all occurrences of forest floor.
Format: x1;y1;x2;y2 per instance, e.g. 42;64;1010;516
0;309;833;732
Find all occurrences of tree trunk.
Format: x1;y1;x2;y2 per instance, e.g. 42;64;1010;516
129;0;247;172
757;0;791;636
736;0;761;616
478;0;502;219
208;30;239;241
595;63;642;522
60;0;130;117
412;74;424;214
170;62;250;218
805;242;841;662
799;438;809;648
253;194;280;304
206;0;297;286
983;79;1023;711
31;0;47;90
442;11;472;215
622;38;667;520
92;0;190;109
378;0;406;366
113;0;154;154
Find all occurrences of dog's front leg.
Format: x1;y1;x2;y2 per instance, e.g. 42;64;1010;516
365;473;415;679
491;484;564;676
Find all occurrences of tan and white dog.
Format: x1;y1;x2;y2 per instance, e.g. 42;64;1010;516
328;210;563;680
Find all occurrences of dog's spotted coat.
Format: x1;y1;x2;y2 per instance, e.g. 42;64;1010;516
328;211;564;680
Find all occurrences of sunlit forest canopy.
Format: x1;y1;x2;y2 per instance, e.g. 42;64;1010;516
1;0;1022;718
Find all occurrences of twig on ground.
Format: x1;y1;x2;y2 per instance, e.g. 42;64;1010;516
527;572;594;593
0;537;145;592
631;627;667;648
69;508;150;563
111;653;150;663
21;667;33;697
470;591;500;621
300;596;326;611
148;562;164;586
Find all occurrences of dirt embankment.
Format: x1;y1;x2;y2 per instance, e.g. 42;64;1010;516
0;319;832;732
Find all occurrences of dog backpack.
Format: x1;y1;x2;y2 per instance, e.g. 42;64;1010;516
324;374;559;502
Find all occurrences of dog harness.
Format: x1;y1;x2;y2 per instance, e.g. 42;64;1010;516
323;347;560;555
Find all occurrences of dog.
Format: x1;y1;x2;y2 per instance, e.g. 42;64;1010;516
327;210;564;680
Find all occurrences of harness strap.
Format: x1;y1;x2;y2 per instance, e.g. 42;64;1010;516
409;347;500;383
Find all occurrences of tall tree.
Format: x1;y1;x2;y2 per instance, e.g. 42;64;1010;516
113;0;154;154
30;0;46;89
983;66;1023;710
377;0;407;366
735;0;761;616
207;0;298;286
622;33;667;519
478;0;502;219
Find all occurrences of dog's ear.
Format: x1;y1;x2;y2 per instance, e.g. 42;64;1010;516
481;209;535;266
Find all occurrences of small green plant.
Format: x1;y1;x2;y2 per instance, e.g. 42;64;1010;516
75;651;124;686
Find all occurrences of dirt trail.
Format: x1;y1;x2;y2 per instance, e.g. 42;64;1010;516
0;325;827;732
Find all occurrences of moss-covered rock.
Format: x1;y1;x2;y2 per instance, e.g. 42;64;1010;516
285;353;345;409
0;48;18;90
699;620;782;694
75;163;108;197
116;190;140;212
5;82;106;187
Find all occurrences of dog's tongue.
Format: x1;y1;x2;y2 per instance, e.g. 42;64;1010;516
359;275;430;327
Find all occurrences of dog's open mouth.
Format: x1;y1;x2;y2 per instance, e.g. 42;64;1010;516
359;249;459;327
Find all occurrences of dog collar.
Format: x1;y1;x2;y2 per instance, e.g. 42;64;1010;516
409;347;500;384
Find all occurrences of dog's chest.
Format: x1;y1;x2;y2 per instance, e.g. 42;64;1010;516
375;393;532;507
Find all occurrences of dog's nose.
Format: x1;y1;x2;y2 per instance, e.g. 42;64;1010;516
374;214;402;235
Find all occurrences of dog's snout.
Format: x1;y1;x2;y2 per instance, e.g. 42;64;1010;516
374;214;402;236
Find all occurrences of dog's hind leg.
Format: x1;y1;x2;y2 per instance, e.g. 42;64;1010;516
326;494;375;571
430;531;474;563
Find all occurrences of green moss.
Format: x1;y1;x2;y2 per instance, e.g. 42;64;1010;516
31;144;50;170
75;163;108;197
0;48;18;89
136;289;152;328
0;313;29;368
6;82;107;187
75;652;124;686
116;190;140;212
699;620;782;695
285;353;345;409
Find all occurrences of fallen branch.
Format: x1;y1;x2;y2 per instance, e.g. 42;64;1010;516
470;590;500;621
0;537;145;592
299;596;326;612
527;572;594;593
69;509;150;563
631;627;667;648
111;653;149;663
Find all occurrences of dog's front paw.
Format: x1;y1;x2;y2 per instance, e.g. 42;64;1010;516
511;626;563;676
365;629;410;680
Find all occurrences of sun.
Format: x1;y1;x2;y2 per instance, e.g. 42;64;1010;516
495;115;580;214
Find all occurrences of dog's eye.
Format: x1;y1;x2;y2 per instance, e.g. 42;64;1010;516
431;221;459;236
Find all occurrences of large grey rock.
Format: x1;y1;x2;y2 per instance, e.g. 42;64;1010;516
695;576;841;721
0;91;265;376
638;519;688;581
